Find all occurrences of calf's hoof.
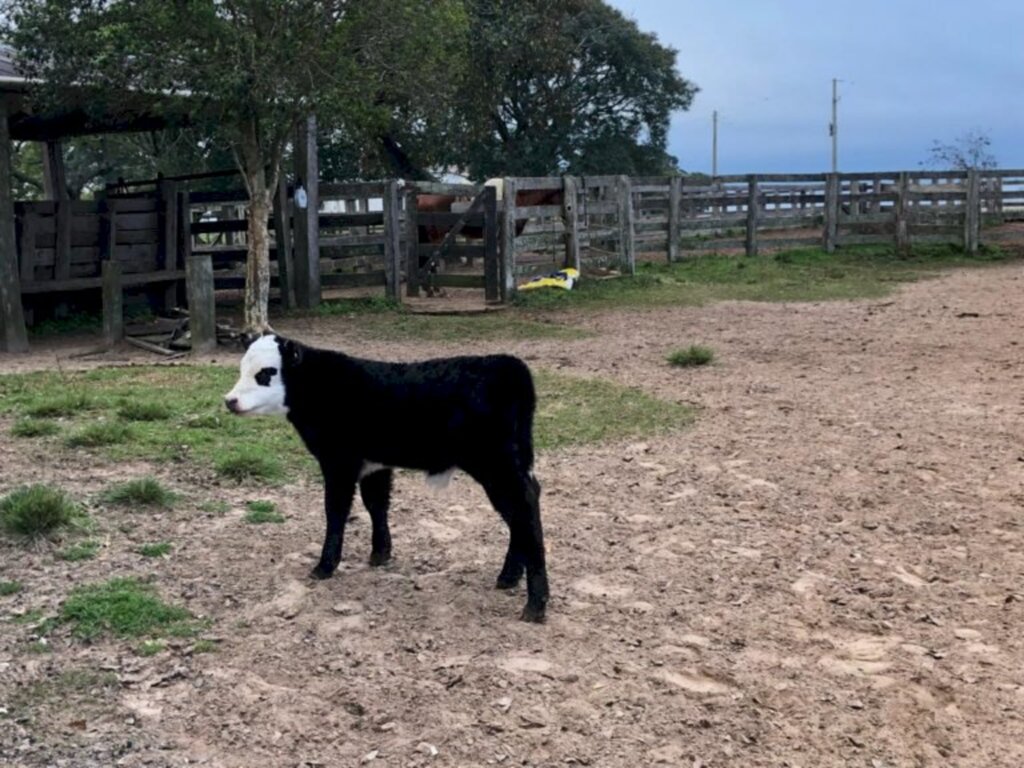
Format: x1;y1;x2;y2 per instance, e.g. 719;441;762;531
496;573;523;590
520;602;547;623
369;549;392;567
309;563;336;580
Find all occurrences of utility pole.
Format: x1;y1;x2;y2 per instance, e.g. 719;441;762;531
830;78;838;173
712;110;718;177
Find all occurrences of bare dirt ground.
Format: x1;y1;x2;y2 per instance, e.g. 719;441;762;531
3;263;1024;767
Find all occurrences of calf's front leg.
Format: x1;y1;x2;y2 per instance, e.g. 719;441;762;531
311;464;359;579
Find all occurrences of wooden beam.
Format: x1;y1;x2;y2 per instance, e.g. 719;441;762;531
405;190;420;297
42;141;68;201
823;173;839;253
895;172;910;255
562;176;581;271
964;169;980;254
101;260;123;347
745;175;760;257
616;175;636;274
668;176;681;263
186;254;216;354
483;186;499;303
500;177;518;300
0;97;29;352
273;175;295;309
382;180;402;302
292;114;320;308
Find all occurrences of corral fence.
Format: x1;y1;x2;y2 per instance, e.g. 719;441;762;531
10;168;1024;347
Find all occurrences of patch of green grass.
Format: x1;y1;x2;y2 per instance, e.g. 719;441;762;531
102;477;177;508
533;370;694;450
217;450;284;484
244;500;285;524
0;580;23;596
0;484;81;540
138;542;172;558
65;421;133;448
26;640;53;654
117;401;173;422
137;640;165;656
60;577;196;640
514;244;1017;311
25;392;92;418
0;366;311;479
667;345;715;367
11;608;44;625
198;499;231;515
191;639;218;654
11;418;61;438
59;540;100;562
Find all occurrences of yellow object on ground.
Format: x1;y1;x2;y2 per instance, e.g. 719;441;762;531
519;268;579;291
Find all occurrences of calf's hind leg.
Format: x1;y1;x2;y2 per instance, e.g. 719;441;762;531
483;470;548;623
360;469;393;566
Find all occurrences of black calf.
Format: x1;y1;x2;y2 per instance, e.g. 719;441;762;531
269;336;548;622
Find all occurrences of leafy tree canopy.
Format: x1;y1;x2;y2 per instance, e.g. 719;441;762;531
454;0;697;179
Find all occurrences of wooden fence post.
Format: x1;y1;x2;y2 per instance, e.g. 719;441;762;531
895;171;911;255
668;175;682;263
158;180;179;310
483;185;500;303
273;177;295;310
292;114;320;309
383;180;403;302
823;173;839;253
186;253;216;354
405;190;420;297
964;169;980;254
99;198;118;263
0;95;29;352
102;260;123;347
616;175;636;275
500;177;517;300
562;175;581;271
745;174;760;257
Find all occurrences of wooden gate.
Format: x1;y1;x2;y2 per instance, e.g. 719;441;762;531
407;183;500;302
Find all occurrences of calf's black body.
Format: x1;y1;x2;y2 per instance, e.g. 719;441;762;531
274;337;548;622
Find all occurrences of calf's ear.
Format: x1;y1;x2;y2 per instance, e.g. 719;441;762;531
241;331;262;350
277;337;304;367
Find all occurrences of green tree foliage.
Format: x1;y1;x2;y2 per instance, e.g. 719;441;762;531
455;0;697;179
5;0;465;329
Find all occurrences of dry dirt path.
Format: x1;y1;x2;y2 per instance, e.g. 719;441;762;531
2;264;1023;767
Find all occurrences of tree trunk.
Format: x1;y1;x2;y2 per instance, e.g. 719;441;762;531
244;178;272;333
236;116;275;334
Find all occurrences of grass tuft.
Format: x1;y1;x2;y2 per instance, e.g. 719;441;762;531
117;401;173;422
0;580;23;596
102;477;177;508
26;393;92;418
60;577;195;640
216;450;284;483
667;345;715;367
0;485;80;539
65;421;133;448
244;500;285;524
137;640;165;656
59;540;101;562
138;542;172;558
11;418;61;438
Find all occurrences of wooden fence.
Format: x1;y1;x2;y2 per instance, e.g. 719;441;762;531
11;168;1024;348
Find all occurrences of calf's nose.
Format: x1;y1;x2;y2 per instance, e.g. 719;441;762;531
225;397;240;413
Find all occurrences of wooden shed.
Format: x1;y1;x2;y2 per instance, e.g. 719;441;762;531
1;44;189;352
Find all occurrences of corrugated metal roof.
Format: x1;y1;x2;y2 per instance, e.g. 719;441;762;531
0;44;23;81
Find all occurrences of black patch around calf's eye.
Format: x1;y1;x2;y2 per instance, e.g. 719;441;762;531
255;367;278;386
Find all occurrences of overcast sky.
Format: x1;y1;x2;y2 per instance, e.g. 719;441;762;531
607;1;1024;174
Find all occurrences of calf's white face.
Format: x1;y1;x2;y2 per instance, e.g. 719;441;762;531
224;335;288;416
